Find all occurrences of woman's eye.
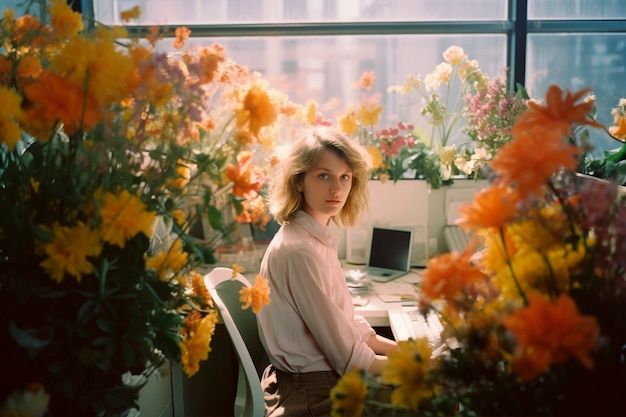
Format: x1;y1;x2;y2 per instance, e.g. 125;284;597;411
319;173;328;180
342;174;351;181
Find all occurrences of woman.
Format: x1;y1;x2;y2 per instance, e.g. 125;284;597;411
257;126;397;416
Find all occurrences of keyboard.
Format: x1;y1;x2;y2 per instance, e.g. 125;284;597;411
388;306;444;348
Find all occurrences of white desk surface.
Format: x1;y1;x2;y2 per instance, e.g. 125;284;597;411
345;263;424;328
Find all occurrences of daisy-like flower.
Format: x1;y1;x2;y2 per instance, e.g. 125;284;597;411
330;368;368;417
491;126;580;199
356;101;383;127
0;85;24;149
512;85;602;141
442;45;466;66
225;151;264;199
338;111;359;135
503;293;599;381
236;82;278;137
98;189;156;248
180;310;219;377
48;0;83;38
38;221;102;283
420;239;488;311
239;275;271;313
357;71;375;90
145;239;189;281
381;338;436;411
456;184;518;232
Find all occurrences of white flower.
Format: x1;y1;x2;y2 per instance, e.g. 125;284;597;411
443;45;466;66
424;63;452;91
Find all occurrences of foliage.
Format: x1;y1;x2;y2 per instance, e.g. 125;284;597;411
578;98;626;186
0;1;275;415
331;85;626;417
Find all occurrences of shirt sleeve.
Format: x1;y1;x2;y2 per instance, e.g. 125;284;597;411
285;248;376;374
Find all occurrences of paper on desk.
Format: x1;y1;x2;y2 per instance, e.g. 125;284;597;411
373;281;420;303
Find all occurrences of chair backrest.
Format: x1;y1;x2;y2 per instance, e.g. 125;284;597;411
205;267;269;417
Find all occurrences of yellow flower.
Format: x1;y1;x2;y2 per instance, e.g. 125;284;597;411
330;368;368;417
239;275;271;313
438;145;456;166
188;270;212;307
1;8;15;34
304;100;318;124
231;264;244;277
51;26;135;106
356;102;382;127
48;0;83;38
381;339;436;411
99;190;156;248
366;145;383;169
0;86;24;150
338;111;358;135
171;209;186;226
145;239;189;281
180;310;219;377
38;221;102;283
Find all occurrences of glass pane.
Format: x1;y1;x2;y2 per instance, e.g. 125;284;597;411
529;0;626;19
94;0;507;25
162;35;506;146
527;33;626;152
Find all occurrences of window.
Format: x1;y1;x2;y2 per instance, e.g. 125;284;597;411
29;1;626;151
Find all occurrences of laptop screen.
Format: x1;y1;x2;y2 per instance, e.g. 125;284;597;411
368;227;413;271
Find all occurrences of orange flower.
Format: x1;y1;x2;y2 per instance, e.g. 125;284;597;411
21;70;103;138
173;26;191;49
120;5;141;23
17;55;42;79
357;71;375;90
512;85;603;140
420;241;488;309
456;185;518;232
609;117;626;141
491;128;580;198
503;293;600;381
225;151;263;199
48;0;84;38
239;275;271;313
238;83;278;137
197;44;225;84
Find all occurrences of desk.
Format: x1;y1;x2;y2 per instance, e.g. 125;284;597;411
348;265;424;334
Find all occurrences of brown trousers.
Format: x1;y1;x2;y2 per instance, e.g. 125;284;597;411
261;365;340;417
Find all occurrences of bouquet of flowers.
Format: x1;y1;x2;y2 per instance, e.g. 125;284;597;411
0;1;276;415
330;85;626;417
335;46;521;187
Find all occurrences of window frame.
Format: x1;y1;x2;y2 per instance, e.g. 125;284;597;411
77;0;626;93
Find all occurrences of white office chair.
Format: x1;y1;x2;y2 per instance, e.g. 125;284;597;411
204;267;269;417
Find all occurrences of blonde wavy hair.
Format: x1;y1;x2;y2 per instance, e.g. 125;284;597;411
268;126;371;227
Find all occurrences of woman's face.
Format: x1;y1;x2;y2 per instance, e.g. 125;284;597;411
297;149;353;225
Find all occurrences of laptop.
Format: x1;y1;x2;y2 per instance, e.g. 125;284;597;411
365;227;413;282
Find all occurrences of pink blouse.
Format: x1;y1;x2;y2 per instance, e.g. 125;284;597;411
257;210;376;374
